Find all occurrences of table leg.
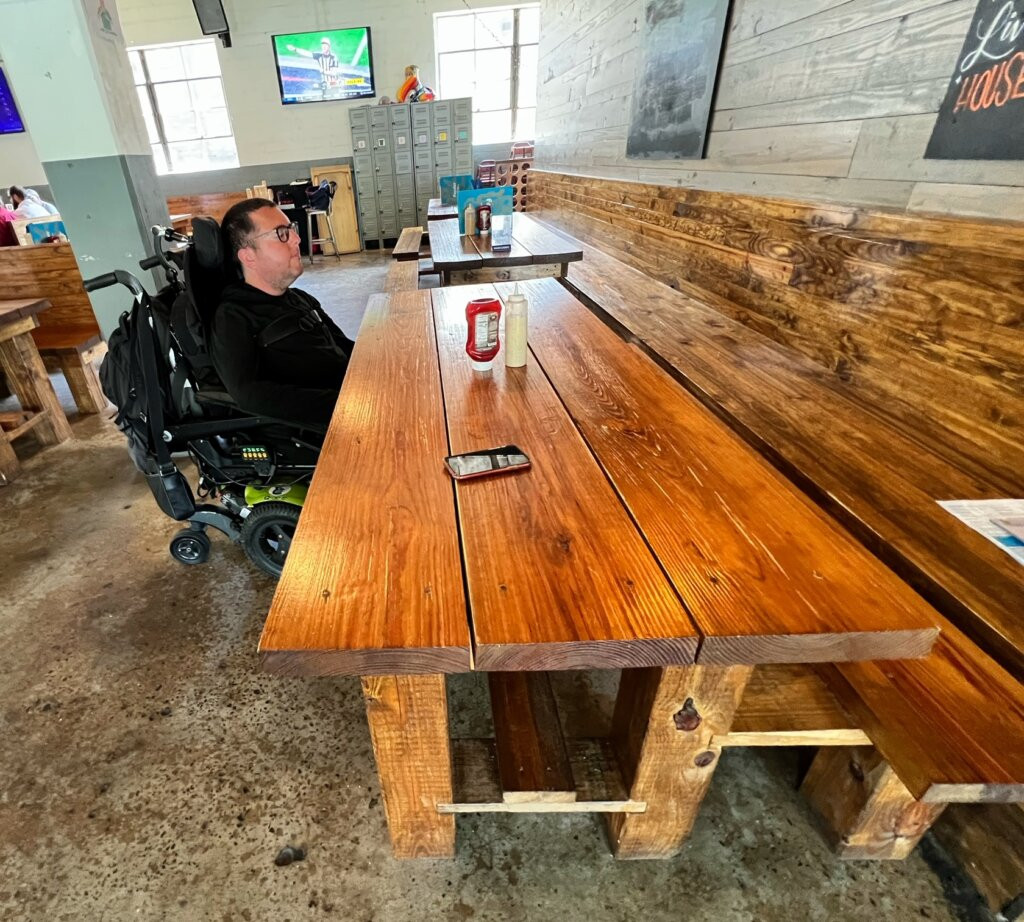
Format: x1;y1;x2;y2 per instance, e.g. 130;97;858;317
0;427;19;485
361;674;456;858
605;664;753;859
0;331;73;445
58;346;109;415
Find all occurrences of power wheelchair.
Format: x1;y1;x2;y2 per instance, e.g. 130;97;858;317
85;218;323;577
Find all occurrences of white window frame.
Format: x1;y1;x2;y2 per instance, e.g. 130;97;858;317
434;4;539;143
129;39;238;175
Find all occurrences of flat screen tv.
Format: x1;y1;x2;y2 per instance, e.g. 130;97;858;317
272;27;375;105
0;68;26;134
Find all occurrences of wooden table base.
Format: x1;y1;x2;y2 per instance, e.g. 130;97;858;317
361;665;752;860
0;316;74;484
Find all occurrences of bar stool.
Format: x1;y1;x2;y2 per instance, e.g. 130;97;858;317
305;181;341;264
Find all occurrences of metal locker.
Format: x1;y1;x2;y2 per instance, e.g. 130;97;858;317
433;101;452;128
349;107;370;131
415;170;435;194
389;128;409;157
414;148;433;171
353;152;374;176
351;129;371;154
411;102;432;130
394;150;413;175
389;104;411;129
373;151;394;175
370;107;389;130
395;174;415;198
453;98;472;123
434;145;453;172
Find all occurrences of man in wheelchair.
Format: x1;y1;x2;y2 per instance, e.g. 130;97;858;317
211;198;355;432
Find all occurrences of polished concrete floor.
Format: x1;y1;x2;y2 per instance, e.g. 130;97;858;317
0;253;967;921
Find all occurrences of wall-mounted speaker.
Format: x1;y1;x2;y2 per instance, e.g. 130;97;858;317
192;0;229;36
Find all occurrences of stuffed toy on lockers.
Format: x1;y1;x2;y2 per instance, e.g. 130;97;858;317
396;64;435;102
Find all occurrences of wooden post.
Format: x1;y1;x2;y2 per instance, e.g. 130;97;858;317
58;345;108;415
605;664;752;859
0;427;19;485
0;331;73;444
801;746;947;859
361;674;456;858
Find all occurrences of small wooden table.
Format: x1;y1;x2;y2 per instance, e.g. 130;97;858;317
428;213;583;286
0;299;74;485
259;279;940;859
427;198;458;221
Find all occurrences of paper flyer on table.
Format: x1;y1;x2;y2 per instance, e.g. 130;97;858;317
937;499;1024;566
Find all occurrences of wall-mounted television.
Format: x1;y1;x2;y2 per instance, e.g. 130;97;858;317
271;27;375;105
0;68;26;134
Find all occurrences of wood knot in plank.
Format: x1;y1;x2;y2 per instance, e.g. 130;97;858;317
693;751;716;768
673;698;701;732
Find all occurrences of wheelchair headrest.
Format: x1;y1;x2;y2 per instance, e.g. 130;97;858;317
192;216;224;272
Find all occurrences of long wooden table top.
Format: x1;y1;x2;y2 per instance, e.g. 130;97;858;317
428;214;584;272
427;198;458;221
259;280;940;676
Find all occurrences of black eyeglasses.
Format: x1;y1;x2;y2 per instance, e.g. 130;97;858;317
248;221;299;245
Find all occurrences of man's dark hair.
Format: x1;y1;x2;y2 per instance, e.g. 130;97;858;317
222;198;279;260
8;185;25;203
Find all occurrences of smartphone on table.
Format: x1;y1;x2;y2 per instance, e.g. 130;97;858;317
445;444;531;481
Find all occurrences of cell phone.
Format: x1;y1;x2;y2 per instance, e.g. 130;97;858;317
445;445;531;481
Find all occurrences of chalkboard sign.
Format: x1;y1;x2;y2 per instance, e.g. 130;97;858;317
925;0;1024;161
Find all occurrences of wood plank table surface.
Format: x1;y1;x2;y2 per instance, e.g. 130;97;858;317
428;213;583;285
259;279;941;859
427;198;458;221
0;298;74;486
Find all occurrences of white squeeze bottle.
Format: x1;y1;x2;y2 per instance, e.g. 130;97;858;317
464;201;477;236
504;285;528;368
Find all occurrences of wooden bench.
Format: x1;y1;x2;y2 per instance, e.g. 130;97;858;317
391;226;425;261
0;242;109;415
525;172;1024;863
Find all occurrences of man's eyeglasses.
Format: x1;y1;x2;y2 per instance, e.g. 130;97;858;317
247;221;299;245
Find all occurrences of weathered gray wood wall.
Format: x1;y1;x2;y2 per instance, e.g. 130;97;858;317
535;0;1024;218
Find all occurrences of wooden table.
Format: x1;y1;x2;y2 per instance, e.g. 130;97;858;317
428;213;583;285
427;198;458;221
0;299;74;485
259;279;940;859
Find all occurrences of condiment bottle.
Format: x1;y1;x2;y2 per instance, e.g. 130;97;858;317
504;285;528;368
465;297;502;371
464;201;477;236
477;199;492;236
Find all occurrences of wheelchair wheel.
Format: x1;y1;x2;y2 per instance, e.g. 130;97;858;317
170;528;211;565
240;502;301;578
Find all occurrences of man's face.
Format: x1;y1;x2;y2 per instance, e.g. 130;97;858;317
239;206;303;292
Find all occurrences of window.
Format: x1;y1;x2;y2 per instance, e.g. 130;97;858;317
435;5;538;145
129;40;239;175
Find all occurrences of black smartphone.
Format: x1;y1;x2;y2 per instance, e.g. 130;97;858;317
445;444;531;481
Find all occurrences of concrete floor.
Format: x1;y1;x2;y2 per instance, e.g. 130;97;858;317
0;253;964;921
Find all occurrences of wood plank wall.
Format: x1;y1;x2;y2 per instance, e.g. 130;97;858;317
0;242;99;332
166;193;248;232
535;0;1024;219
529;170;1024;489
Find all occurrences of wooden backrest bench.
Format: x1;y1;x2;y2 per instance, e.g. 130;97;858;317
525;172;1024;860
0;241;107;414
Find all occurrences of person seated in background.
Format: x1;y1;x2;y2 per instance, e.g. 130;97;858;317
0;201;18;247
8;185;57;219
211;198;355;431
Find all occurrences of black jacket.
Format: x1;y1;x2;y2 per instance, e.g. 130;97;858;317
210;282;355;430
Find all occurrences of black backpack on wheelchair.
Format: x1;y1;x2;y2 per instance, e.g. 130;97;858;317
93;219;322;577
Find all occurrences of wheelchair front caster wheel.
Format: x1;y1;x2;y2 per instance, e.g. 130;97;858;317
170;528;211;565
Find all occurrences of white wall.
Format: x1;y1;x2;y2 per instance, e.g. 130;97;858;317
119;0;508;167
535;0;1024;220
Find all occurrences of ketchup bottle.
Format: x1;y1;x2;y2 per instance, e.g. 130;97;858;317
465;297;502;371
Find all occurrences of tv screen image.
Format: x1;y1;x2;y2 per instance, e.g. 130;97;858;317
0;68;26;134
272;27;375;105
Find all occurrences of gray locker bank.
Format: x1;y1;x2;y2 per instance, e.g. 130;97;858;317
349;97;473;248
